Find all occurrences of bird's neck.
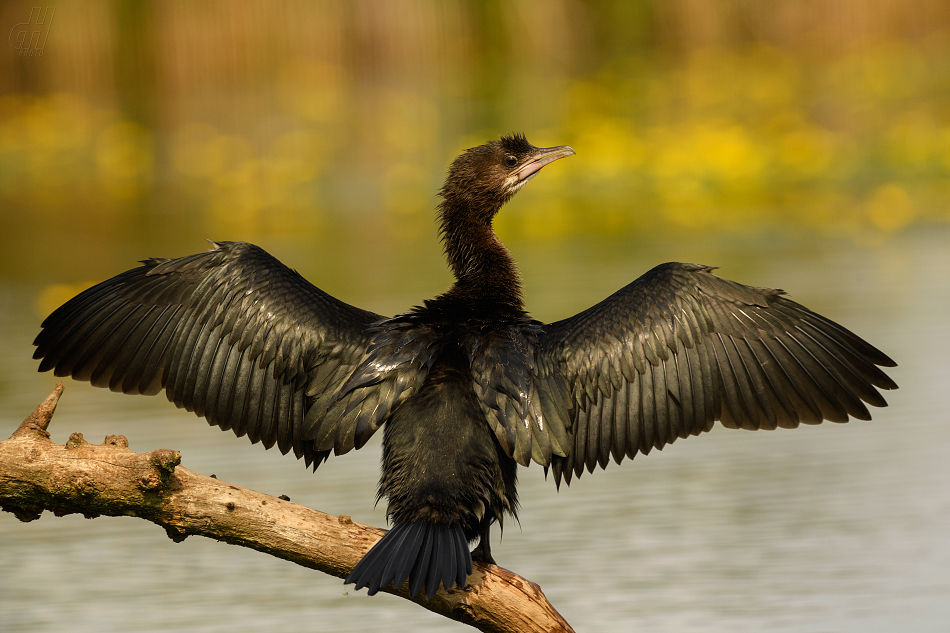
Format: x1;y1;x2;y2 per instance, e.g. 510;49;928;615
438;202;524;311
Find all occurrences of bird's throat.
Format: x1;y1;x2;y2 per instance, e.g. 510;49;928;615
439;204;524;311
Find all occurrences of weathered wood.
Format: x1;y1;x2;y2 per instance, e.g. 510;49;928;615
0;384;574;633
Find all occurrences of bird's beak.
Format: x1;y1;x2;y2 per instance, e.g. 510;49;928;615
515;145;576;182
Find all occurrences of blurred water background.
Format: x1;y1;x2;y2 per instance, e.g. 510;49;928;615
1;1;948;631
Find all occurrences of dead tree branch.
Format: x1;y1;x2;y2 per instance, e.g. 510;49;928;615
0;384;574;633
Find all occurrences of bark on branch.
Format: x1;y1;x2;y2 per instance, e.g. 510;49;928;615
0;384;574;633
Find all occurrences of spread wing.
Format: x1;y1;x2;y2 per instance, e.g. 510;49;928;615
33;241;422;468
534;262;898;486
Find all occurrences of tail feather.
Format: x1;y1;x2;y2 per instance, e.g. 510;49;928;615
373;522;415;594
363;524;409;596
408;525;435;598
393;522;427;590
346;521;471;600
455;526;474;577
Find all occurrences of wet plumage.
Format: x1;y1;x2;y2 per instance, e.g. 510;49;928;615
34;133;897;600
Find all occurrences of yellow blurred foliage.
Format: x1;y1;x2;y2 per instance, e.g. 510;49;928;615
34;282;97;319
95;121;153;199
2;40;949;242
866;184;916;232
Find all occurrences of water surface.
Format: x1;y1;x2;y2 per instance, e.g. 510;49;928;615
1;227;947;632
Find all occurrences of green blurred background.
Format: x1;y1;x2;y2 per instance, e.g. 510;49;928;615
2;2;949;632
2;0;949;305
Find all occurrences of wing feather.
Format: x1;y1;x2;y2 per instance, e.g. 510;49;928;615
639;362;655;455
535;262;897;486
33;241;422;466
610;378;627;463
625;371;641;460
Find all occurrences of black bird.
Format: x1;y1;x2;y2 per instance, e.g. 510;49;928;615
33;133;897;600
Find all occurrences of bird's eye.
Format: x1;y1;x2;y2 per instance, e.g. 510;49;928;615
504;155;517;168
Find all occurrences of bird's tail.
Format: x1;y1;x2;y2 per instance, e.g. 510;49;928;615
346;520;472;600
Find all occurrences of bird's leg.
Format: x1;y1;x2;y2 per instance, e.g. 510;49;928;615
470;524;496;565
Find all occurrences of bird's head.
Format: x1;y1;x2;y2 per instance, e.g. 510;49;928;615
438;133;575;224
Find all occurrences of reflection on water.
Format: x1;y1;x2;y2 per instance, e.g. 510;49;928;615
0;226;947;632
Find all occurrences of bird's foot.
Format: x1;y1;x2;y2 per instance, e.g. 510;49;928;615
470;539;496;565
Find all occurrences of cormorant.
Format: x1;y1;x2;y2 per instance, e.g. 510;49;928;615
33;133;897;600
